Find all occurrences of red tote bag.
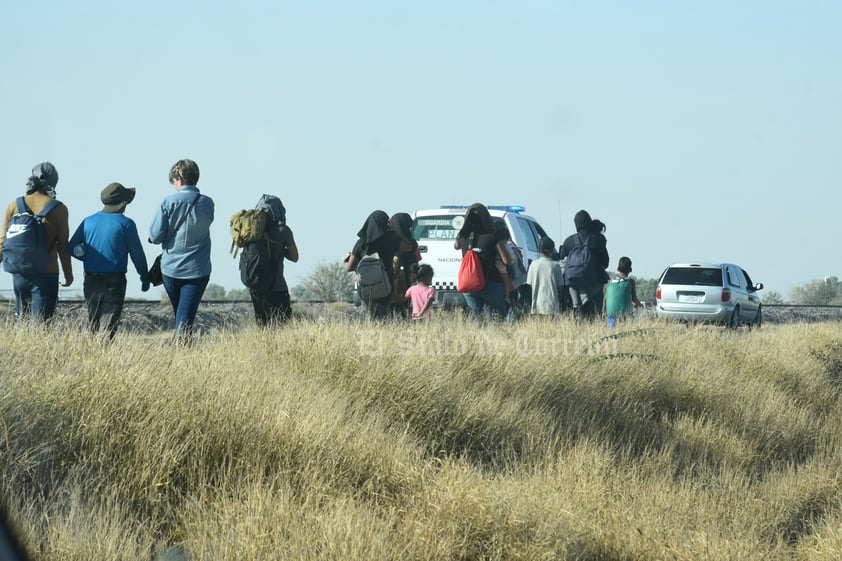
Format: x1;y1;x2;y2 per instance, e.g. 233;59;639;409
457;248;486;293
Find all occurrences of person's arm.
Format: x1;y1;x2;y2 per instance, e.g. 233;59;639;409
631;278;641;307
54;204;73;287
0;204;10;260
286;242;299;263
68;221;85;261
125;220;149;280
495;241;512;266
553;262;564;289
595;234;609;270
415;287;434;318
344;253;357;272
148;204;168;245
283;227;299;262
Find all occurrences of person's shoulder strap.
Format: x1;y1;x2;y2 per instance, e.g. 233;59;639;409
38;199;61;218
15;197;27;214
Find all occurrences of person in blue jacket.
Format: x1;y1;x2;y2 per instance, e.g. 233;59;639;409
69;182;149;339
149;159;215;344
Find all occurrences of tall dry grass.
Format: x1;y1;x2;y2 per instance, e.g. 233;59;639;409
2;314;842;560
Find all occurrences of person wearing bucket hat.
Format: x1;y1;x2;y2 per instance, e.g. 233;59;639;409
0;162;74;322
68;182;149;339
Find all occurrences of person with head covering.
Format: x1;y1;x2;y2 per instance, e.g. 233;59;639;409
388;212;420;317
345;210;403;319
149;159;214;344
0;162;73;322
68;182;149;339
453;202;512;320
559;209;609;320
247;194;299;326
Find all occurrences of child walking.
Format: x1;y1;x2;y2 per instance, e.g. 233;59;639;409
603;256;641;328
525;236;564;316
405;264;435;320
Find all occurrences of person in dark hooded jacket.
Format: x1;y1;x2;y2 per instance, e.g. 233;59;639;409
453;203;512;320
345;210;403;319
248;194;298;326
389;212;419;317
559;209;609;319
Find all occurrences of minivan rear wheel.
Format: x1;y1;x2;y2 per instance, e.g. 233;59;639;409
727;308;740;330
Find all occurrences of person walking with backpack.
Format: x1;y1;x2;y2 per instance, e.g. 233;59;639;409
389;212;420;318
149;159;214;344
243;194;299;326
0;162;73;322
560;209;609;320
454;203;512;320
345;210;403;320
602;256;641;328
69;183;150;339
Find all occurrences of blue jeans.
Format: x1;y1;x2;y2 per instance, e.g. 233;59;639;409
13;272;59;322
463;280;509;320
162;275;209;341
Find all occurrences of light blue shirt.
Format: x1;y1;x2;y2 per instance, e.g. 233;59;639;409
148;186;214;279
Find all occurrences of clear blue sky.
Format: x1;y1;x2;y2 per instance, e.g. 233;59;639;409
2;1;839;299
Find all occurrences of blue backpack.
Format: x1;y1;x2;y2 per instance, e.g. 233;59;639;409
2;197;61;274
563;233;601;288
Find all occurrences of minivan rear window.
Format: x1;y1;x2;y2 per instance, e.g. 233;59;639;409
661;267;723;286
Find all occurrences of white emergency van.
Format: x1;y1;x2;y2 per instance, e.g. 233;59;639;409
411;205;552;307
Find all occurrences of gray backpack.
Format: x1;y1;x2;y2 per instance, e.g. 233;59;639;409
356;252;392;303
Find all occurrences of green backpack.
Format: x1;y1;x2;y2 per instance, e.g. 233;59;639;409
229;209;269;258
605;278;633;317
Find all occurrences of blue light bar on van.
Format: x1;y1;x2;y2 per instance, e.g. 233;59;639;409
439;205;526;213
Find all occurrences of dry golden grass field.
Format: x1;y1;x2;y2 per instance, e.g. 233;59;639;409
2;310;842;560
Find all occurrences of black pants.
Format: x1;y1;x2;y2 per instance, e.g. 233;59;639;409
250;290;292;327
84;272;127;339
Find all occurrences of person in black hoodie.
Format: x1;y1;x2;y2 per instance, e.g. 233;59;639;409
559;209;609;319
389;212;420;317
453;203;512;320
345;210;402;320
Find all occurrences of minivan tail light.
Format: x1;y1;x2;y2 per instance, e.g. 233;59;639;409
656;286;661;300
721;288;731;302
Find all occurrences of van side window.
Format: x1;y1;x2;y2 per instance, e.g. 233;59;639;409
727;266;744;288
516;217;539;252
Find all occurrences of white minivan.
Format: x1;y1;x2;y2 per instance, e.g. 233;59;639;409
411;205;552;307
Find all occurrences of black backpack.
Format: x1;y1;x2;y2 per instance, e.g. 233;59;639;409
238;224;283;292
2;197;61;274
563;233;601;288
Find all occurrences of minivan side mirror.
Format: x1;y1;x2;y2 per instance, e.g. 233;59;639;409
753;282;764;291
